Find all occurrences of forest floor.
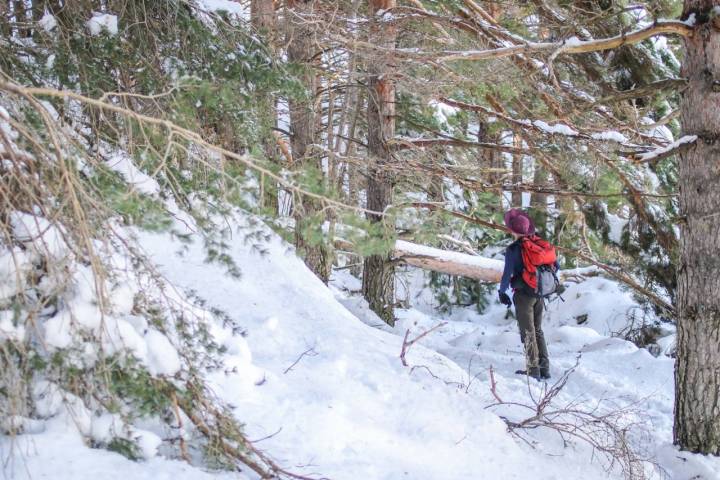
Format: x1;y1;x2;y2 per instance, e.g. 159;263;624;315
4;212;720;480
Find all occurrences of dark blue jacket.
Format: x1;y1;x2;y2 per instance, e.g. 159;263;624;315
498;239;560;294
499;240;524;294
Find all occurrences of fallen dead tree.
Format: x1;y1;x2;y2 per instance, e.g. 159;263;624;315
336;238;597;283
393;240;598;283
336;236;677;313
394;240;504;281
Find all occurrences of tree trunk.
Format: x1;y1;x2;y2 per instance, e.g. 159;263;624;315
362;0;397;325
30;0;43;40
477;117;503;214
511;134;523;207
13;0;29;37
530;163;548;235
286;0;332;283
251;0;276;36
0;3;10;38
252;0;280;214
674;0;720;455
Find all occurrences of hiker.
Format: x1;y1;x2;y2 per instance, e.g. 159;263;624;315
497;208;560;381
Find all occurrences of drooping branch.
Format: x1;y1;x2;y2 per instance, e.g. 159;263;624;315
391;136;532;155
594;78;689;104
338;19;694;64
628;135;698;163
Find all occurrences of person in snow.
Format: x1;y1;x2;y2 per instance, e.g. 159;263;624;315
497;208;558;381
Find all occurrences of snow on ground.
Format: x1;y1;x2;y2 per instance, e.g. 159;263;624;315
2;417;245;480
5;211;720;479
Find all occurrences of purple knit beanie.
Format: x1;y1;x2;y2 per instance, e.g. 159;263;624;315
504;209;535;235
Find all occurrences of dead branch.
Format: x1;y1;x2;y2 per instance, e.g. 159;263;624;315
488;360;655;480
332;20;693;64
170;391;191;463
400;322;448;367
488;366;503;403
283;347;319;374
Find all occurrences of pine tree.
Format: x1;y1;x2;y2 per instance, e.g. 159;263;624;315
674;0;720;455
362;0;398;325
286;0;333;283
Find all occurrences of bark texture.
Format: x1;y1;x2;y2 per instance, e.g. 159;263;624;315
511;134;523;207
530;164;548;235
286;0;332;283
674;0;720;455
362;0;397;325
252;0;280;214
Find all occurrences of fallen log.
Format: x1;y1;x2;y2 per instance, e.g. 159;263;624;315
336;225;672;314
393;240;598;282
394;240;504;281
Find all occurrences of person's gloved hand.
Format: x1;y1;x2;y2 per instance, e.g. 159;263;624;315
498;291;512;308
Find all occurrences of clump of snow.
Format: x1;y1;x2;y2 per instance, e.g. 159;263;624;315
533;119;579;136
87;13;118;36
563;36;583;47
134;429;163;459
39;13;57;32
642;116;674;143
10;212;69;259
104;150;161;195
196;0;245;15
1;415;45;434
109;282;136;315
591;130;628;144
0;309;26;343
607;212;628;244
429;100;458;131
0;246;34;303
144;329;181;376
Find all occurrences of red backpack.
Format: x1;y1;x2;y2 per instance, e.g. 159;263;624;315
520;235;558;295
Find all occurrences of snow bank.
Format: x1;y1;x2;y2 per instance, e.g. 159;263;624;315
131;212;668;480
4;419;246;480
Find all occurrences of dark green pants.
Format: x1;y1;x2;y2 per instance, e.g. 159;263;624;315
513;291;550;376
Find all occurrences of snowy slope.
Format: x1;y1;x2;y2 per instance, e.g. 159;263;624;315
134;218;604;480
6;212;720;479
335;270;719;479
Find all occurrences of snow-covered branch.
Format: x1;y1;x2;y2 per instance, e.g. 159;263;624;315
629;135;697;163
342;21;693;63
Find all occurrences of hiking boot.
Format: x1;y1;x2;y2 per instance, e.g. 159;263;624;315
515;369;541;381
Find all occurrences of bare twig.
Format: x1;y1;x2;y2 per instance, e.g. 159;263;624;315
400;322;447;367
283;347;319;375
